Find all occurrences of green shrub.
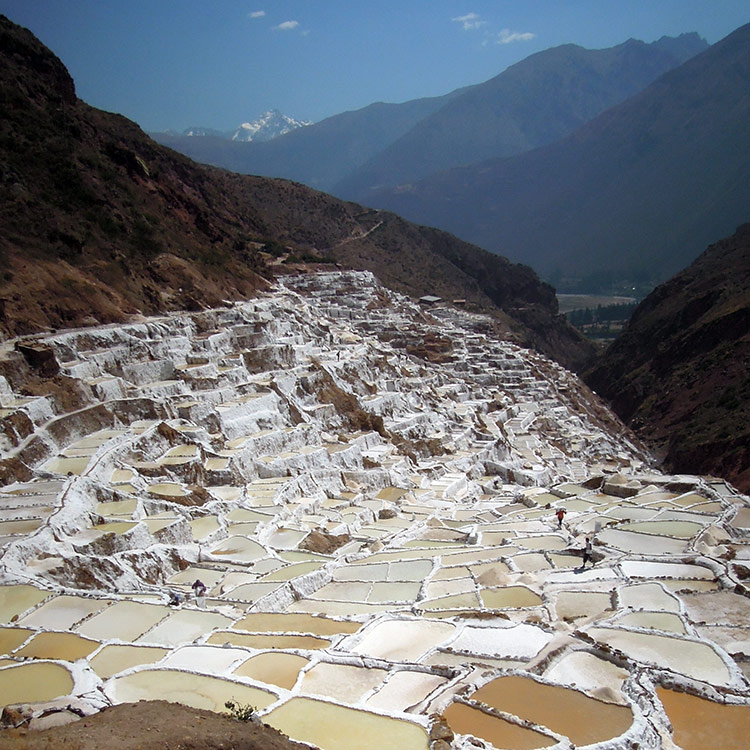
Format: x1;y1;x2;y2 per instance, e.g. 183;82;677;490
224;700;256;722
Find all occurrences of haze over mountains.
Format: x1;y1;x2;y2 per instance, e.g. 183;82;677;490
152;33;706;198
372;23;750;291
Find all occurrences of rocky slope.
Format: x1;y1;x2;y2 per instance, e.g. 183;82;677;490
370;22;750;290
586;224;750;492
0;15;592;372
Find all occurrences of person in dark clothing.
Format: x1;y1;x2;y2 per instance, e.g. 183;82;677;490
192;579;207;597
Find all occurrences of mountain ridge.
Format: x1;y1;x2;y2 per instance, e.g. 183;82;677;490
585;223;750;492
334;33;707;201
0;14;593;373
368;22;750;290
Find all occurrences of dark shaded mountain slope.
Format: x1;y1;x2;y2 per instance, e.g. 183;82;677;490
0;15;593;371
335;34;707;202
586;224;750;492
371;23;750;290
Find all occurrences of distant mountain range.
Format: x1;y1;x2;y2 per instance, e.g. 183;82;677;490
371;23;750;291
586;223;750;492
0;14;593;372
161;109;311;142
151;34;706;197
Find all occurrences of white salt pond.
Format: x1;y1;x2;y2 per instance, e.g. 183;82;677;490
587;627;735;685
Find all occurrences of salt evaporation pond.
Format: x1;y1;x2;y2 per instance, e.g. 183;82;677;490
265;696;430;750
656;687;750;750
111;668;277;713
449;674;634;747
1;271;749;749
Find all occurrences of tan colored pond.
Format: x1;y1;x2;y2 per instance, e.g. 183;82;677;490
0;627;33;655
516;535;567;551
443;702;555;750
481;586;542;609
264;696;429;750
421;592;481;611
190;516;221;540
111;668;277;713
469;674;633;746
260;561;325;582
233;612;361;636
0;585;49;623
555;591;612;620
207;631;331;650
88;644;170;679
0;661;75;705
148;482;188;498
14;631;99;661
617;611;687;634
233;652;309;690
97;498;138;517
44;456;91;475
657;687;750;750
0;519;43;535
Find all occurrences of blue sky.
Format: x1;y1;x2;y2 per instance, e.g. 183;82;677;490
1;1;748;132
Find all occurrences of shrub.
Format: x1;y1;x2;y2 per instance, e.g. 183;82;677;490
224;700;256;722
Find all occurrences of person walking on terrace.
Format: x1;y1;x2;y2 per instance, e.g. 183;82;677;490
556;508;566;528
582;537;593;568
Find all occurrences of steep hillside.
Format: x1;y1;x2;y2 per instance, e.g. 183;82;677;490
586;224;750;492
0;15;592;371
151;91;467;192
370;23;750;291
335;34;707;202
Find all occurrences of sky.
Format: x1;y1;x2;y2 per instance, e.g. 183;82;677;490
1;1;748;133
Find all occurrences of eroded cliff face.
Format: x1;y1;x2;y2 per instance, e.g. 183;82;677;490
586;224;750;492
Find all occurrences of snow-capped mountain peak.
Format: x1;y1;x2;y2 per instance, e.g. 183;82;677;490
231;109;311;142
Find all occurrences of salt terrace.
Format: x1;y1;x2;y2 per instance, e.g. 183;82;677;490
0;270;748;750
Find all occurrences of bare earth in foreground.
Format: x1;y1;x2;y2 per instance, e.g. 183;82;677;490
0;701;314;750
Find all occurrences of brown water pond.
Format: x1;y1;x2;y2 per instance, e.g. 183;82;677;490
468;674;633;746
657;687;750;750
443;702;555;750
